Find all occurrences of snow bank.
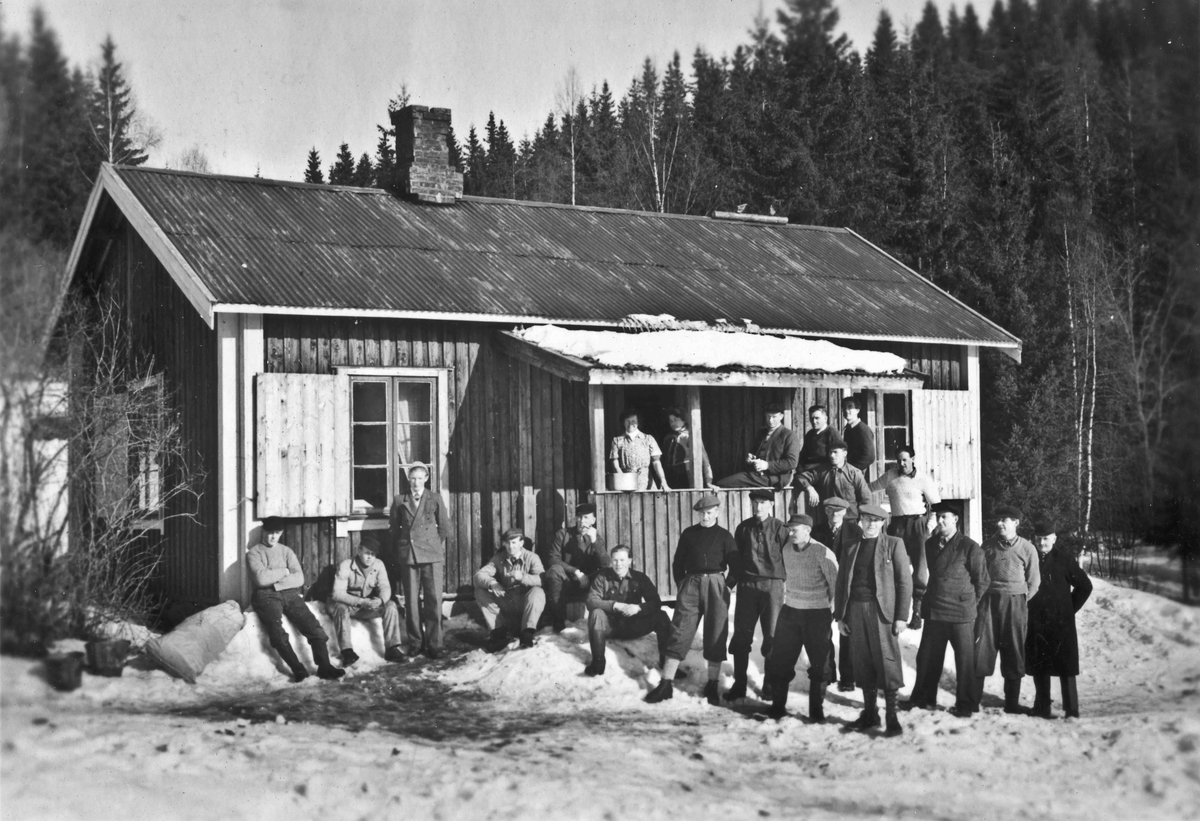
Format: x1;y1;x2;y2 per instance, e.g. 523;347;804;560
517;324;908;373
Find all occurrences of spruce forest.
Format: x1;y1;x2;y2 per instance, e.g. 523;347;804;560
2;1;1197;588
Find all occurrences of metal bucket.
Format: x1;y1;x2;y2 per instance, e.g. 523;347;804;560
86;639;131;677
45;652;86;691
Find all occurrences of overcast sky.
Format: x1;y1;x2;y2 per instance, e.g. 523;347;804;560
5;0;942;181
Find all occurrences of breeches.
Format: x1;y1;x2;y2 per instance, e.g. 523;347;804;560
666;572;730;662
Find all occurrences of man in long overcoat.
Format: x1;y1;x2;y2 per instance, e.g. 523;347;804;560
1026;520;1092;719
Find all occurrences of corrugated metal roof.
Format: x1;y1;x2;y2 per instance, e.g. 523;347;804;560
110;166;1020;349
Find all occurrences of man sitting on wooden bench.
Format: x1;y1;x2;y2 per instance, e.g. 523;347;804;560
544;502;609;632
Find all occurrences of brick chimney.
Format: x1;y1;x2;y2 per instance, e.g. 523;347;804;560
389;105;463;204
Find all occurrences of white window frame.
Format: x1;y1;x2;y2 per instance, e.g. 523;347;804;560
335;366;451;523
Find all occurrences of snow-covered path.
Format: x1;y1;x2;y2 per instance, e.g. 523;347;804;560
3;578;1199;820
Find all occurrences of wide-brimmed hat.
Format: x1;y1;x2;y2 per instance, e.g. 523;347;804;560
1033;520;1057;537
693;493;720;511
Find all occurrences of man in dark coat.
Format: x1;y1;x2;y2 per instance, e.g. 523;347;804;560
389;464;451;658
646;493;738;705
1026;520;1092;719
834;503;913;736
544;502;609;632
662;406;712;489
795;438;872;528
798;405;837;473
714;403;801;489
726;488;789;702
841;398;876;479
971;504;1041;714
583;544;672;676
906;501;989;716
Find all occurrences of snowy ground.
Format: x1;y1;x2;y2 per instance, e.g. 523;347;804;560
3;578;1200;821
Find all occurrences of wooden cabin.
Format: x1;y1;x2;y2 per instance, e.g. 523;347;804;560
60;106;1022;610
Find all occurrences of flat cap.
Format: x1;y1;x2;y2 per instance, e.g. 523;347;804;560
931;500;961;517
764;402;785;414
692;493;720;511
821;497;851;510
500;527;525;541
749;489;774;502
858;503;889;520
260;517;285;533
1033;520;1057;537
994;505;1024;521
828;437;848;451
787;514;814;528
575;502;597;516
359;532;383;552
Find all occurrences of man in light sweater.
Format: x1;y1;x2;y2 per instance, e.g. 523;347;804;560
869;445;940;627
474;527;546;651
325;533;407;666
247;517;344;682
970;504;1041;714
761;514;839;722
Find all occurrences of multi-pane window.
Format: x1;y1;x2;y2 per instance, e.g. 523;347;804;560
882;392;911;474
350;376;437;513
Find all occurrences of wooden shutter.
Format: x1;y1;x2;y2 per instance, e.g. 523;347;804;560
911;389;976;499
256;373;351;518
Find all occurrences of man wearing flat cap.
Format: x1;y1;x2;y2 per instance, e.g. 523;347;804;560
545;503;610;632
326;533;408;666
969;505;1041;714
795;438;872;527
762;514;839;721
1026;520;1091;719
715;402;801;489
907;500;988;715
474;527;546;651
834;502;913;736
646;493;738;704
726;488;789;702
813;496;861;691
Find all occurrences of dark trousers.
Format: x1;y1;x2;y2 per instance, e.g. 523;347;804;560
728;578;784;658
400;561;443;653
666;572;730;662
765;606;832;685
587;608;672;663
911;619;976;711
836;631;854;685
974;591;1028;678
846;598;905;690
252;588;331;672
888;514;927;603
544;564;591;622
714;471;772;488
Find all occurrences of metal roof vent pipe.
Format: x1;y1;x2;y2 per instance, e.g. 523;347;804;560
389;105;464;205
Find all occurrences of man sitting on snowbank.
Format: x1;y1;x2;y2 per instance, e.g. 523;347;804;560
583;544;672;676
474;527;546;651
247;518;344;682
325;533;407;666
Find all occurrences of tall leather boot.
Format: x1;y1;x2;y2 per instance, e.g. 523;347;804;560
310;639;345;681
851;689;881;730
766;677;789;719
1061;676;1080;718
274;641;308;682
1003;677;1023;714
1031;674;1053;718
884;689;903;736
724;653;749;701
808;682;827;724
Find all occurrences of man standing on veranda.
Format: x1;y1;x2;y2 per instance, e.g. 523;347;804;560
869;445;940;628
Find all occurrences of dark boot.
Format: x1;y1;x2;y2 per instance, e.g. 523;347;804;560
584;658;606;676
340;649;359;667
1003;677;1024;714
486;628;510;653
311;640;345;680
519;628;536;649
1061;676;1080;718
808;682;827;724
725;654;749;701
851;689;881;730
645;679;673;703
766;678;789;719
1031;674;1053;718
274;641;307;681
884;689;903;736
704;679;721;705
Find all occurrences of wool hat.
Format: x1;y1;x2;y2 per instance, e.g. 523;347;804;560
575;502;597;516
787;514;814;528
822;497;851;510
500;527;525;542
693;493;720;511
749;489;774;502
858;503;889;520
994;504;1024;521
931;500;962;517
1033;520;1057;537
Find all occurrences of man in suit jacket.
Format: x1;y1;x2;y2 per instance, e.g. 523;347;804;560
714;402;801;489
834;503;913;736
389;464;451;659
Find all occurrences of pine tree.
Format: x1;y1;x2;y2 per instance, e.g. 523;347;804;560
88;35;157;167
352;152;374;187
328;142;355;185
303;147;324;184
373;126;395;190
463;125;486;194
